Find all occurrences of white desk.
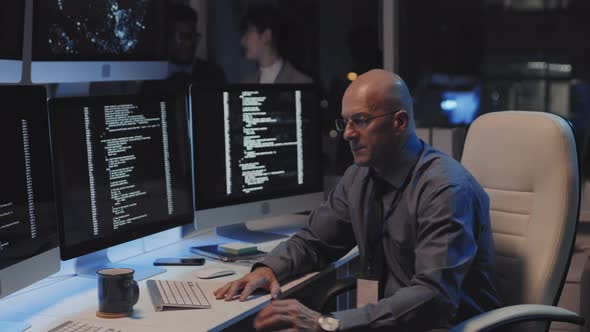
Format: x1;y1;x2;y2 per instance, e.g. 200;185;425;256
0;229;358;332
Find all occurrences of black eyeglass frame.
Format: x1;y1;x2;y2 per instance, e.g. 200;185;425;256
334;110;399;132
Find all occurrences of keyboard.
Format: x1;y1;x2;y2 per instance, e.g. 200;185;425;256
147;279;211;312
47;320;122;332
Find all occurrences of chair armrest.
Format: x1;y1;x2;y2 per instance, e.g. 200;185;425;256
449;304;585;332
318;277;357;313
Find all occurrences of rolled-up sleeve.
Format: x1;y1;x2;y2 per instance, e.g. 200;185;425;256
334;184;480;331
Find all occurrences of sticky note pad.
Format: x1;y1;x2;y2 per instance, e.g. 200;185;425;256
218;242;258;255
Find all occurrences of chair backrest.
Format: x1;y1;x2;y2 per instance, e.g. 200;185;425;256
461;111;579;309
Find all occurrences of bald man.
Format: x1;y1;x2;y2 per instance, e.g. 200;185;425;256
214;69;501;331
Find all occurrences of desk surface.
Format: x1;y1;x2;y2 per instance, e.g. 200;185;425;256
0;228;357;332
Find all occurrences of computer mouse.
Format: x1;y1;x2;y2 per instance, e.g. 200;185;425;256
196;267;236;279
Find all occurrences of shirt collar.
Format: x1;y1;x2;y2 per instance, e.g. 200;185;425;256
259;59;284;84
372;133;423;190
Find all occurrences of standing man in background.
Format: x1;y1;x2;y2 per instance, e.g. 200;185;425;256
140;3;226;96
141;3;227;95
166;3;226;87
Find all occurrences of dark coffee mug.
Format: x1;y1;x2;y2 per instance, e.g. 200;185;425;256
96;268;139;318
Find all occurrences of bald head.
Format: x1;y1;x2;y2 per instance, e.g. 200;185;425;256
343;69;414;132
341;70;415;170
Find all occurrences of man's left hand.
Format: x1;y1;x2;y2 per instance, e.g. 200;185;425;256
253;299;322;331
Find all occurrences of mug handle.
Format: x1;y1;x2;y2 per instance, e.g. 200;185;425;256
125;279;140;305
131;280;139;305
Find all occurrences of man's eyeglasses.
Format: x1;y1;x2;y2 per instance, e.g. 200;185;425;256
175;31;201;43
334;111;398;132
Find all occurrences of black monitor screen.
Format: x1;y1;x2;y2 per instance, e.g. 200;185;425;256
191;84;323;210
0;0;24;60
33;0;167;61
0;86;57;270
49;94;193;260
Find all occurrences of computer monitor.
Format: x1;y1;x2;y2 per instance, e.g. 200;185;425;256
31;0;168;83
48;93;194;281
0;86;59;331
439;87;480;125
0;0;25;83
415;83;481;127
190;84;324;243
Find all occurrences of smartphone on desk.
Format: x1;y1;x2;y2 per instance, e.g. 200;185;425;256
153;257;206;266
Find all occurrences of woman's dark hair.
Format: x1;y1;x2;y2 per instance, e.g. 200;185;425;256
240;4;282;51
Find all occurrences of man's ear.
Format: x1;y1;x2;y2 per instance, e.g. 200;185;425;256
393;110;409;134
262;29;272;45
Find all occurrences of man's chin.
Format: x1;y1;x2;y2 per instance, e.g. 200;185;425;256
353;156;370;167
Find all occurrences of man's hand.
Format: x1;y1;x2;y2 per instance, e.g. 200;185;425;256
213;266;281;301
253;299;322;331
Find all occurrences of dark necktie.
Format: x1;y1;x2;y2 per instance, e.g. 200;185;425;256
363;175;388;280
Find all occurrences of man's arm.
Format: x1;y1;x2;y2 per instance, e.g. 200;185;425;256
214;170;358;300
333;184;484;331
260;197;357;281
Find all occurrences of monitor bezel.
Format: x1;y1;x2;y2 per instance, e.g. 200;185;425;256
189;83;324;231
194;192;324;232
0;248;60;299
0;60;23;83
30;60;168;83
48;93;195;260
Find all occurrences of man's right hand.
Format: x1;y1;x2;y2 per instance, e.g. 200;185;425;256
213;266;281;302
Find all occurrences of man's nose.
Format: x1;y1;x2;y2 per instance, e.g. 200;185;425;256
342;123;357;141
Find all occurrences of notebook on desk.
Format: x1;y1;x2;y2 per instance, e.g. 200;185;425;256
190;244;267;262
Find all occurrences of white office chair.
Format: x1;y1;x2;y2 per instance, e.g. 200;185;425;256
454;111;583;331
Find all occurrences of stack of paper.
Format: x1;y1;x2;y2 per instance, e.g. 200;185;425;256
218;242;258;255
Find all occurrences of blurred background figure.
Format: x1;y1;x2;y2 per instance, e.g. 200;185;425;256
239;4;312;84
167;2;226;87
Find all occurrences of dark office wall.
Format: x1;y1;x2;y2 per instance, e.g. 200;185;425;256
398;0;485;90
398;0;590;179
318;0;381;92
398;0;590;91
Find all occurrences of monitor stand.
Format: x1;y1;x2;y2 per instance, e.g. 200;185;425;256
74;249;166;281
215;222;289;244
0;321;30;332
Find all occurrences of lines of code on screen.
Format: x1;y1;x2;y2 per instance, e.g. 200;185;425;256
0;121;38;254
192;86;322;210
51;96;192;249
225;90;304;196
0;87;56;270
